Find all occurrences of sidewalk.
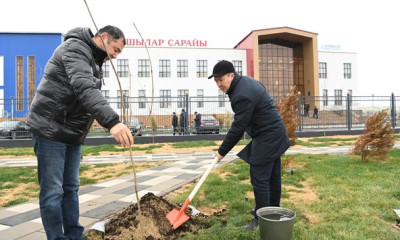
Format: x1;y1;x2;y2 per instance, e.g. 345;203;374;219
0;144;398;239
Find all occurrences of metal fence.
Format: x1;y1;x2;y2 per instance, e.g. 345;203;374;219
1;94;399;138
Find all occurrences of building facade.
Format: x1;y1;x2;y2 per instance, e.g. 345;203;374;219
0;32;63;118
0;27;357;119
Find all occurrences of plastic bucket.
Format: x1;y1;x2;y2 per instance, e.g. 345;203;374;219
256;207;296;240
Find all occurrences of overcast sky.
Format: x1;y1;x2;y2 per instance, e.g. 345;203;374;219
1;0;399;95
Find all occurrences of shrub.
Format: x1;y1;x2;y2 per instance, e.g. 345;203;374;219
351;110;394;161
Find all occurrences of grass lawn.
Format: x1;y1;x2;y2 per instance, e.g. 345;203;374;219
166;152;400;240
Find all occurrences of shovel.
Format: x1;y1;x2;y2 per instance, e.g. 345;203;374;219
166;156;219;229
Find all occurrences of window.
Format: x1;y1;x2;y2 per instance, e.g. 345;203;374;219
138;59;150;78
117;59;129;77
323;89;328;106
160;90;171;108
233;60;242;75
101;90;109;99
319;62;327;79
334;89;342;106
16;56;24;111
196;60;208;78
197;89;204;108
138;90;146;108
177;60;188;78
218;89;225;107
103;62;110;78
159;60;171;78
177;89;188;108
28;56;35;108
344;63;351;79
117;90;129;109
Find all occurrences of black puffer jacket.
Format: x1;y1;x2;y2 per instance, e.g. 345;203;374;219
27;27;120;144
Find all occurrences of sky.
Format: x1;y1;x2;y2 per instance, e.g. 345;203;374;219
1;0;399;96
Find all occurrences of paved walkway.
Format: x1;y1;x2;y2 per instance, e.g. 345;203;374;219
0;144;398;239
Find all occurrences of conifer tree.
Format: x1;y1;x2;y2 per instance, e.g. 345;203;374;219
351;110;394;161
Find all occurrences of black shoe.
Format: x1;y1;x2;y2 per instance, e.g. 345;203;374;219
242;218;258;230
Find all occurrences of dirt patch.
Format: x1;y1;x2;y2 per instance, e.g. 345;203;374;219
86;193;208;240
284;180;319;203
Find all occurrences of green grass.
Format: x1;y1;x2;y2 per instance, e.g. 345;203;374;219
296;137;357;147
172;153;400;240
172;140;217;148
0;147;34;156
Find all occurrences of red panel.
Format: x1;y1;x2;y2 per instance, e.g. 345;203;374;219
235;34;254;77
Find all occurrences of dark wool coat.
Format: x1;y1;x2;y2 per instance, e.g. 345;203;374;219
218;74;290;165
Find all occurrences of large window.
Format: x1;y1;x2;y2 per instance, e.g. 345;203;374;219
218;89;225;107
323;89;328;106
16;56;24;111
334;89;342;106
103;62;110;78
138;90;146;109
344;63;351;79
319;62;327;79
28;56;35;108
101;90;109;99
196;60;208;78
159;60;171;78
177;60;188;78
138;59;150;78
177;89;188;108
233;60;242;75
197;89;204;108
160;90;171;108
117;59;129;77
117;90;129;109
259;40;304;98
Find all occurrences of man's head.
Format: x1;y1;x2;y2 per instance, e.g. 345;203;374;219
93;25;126;61
181;109;185;113
173;112;176;115
195;112;198;115
209;60;236;93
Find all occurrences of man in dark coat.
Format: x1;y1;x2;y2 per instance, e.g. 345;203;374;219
194;111;202;134
180;109;188;135
210;60;290;230
172;112;179;135
26;26;132;240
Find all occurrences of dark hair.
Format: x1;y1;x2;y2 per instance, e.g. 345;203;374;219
95;25;126;45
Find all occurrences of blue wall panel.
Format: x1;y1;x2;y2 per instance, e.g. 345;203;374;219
0;33;63;117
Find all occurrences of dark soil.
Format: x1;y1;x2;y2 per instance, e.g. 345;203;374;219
86;193;209;240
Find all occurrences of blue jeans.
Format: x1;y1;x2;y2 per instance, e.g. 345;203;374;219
33;135;84;240
250;157;281;216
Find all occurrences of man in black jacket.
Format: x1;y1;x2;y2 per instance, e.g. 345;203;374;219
26;26;132;240
194;111;202;134
180;109;188;135
210;60;290;230
172;112;179;135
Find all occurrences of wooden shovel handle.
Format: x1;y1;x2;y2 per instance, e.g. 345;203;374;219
188;157;219;201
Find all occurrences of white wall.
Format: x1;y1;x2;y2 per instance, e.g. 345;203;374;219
318;51;358;96
103;47;247;98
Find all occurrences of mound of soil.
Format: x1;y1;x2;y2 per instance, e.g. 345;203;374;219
86;193;208;240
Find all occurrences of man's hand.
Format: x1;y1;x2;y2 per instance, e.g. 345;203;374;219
110;123;133;148
216;152;224;162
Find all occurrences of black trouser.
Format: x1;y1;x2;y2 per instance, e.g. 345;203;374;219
173;126;179;135
250;157;281;217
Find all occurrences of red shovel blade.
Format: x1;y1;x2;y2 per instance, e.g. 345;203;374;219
166;198;191;229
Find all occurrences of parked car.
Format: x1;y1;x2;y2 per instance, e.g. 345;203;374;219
129;117;142;136
196;116;220;134
0;120;31;139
